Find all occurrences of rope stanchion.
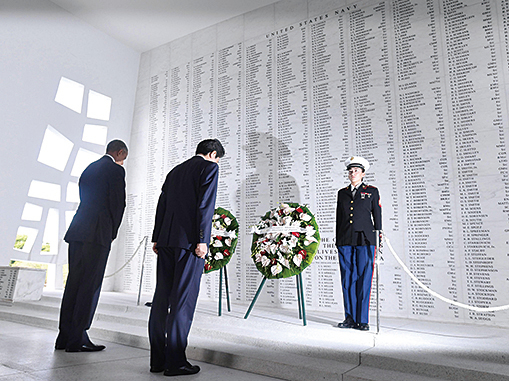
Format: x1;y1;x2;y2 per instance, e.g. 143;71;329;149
137;237;149;306
375;230;382;334
104;236;148;278
385;237;509;312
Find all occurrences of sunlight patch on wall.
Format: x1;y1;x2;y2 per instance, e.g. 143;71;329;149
66;181;80;203
14;226;39;253
65;210;76;231
70;148;102;177
41;208;59;255
87;90;111;121
28;180;61;202
15;76;114;277
54;77;85;114
37;125;74;171
82;124;108;145
21;203;43;221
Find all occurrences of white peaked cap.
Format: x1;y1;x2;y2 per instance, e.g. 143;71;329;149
344;156;370;172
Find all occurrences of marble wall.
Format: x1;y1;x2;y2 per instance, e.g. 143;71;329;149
0;267;46;305
117;0;509;327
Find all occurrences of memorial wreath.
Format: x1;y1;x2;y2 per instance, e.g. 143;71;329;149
204;207;239;274
251;203;320;279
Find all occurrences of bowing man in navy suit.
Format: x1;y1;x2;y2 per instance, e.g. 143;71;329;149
55;140;128;352
149;139;224;376
336;156;381;331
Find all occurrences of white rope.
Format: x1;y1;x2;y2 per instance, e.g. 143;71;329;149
104;236;148;278
384;237;509;312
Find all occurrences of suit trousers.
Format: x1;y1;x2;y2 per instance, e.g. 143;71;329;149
337;245;375;324
56;241;110;349
148;247;204;370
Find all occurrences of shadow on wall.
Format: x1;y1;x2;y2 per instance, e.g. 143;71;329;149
238;131;301;216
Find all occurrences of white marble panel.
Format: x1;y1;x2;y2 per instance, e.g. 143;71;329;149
149;43;170;75
192;24;217;57
13;268;46;301
217;15;244;50
0;267;46;304
275;0;308;29
308;0;348;17
170;34;193;67
244;3;276;41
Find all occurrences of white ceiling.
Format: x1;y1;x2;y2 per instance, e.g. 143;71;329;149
49;0;280;52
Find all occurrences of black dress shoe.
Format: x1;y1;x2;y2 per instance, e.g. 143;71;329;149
55;344;66;350
337;316;357;329
164;363;200;376
355;323;370;331
65;343;106;352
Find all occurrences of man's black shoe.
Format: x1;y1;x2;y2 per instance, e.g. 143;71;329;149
355;323;370;331
337;316;357;329
65;343;106;352
164;364;200;376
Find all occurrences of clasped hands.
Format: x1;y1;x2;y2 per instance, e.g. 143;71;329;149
152;242;208;259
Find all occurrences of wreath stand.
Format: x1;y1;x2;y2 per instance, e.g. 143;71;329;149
243;272;307;326
217;265;231;316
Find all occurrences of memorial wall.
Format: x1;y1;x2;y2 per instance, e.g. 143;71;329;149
118;0;509;327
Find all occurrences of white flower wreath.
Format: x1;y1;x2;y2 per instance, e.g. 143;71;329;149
251;203;320;279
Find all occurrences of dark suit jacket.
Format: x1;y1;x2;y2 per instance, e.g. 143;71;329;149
335;183;382;246
152;156;219;250
64;155;126;247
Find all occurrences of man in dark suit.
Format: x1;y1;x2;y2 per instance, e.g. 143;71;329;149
149;139;224;376
336;156;381;331
55;140;128;352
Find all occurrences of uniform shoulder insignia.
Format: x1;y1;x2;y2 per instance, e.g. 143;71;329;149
365;184;377;189
341;186;349;191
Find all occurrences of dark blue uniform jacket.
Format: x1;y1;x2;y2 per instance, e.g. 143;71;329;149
335;183;382;246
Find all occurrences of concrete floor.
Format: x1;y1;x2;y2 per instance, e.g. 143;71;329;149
0;320;282;381
2;291;509;380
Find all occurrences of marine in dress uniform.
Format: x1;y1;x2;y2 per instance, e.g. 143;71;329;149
335;156;381;331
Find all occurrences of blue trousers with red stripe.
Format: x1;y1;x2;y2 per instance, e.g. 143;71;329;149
337;245;375;324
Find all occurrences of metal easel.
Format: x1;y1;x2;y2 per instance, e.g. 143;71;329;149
218;265;231;316
244;272;307;326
